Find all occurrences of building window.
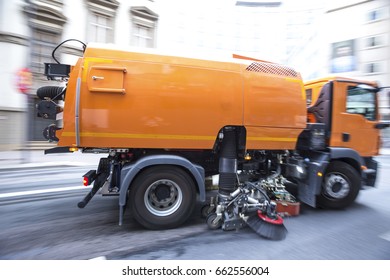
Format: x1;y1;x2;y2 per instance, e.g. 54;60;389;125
330;40;357;73
366;36;380;48
363;62;383;75
368;10;379;21
89;12;113;43
364;34;387;49
132;24;153;48
86;0;119;43
31;30;60;78
24;3;66;79
367;7;389;23
130;7;158;48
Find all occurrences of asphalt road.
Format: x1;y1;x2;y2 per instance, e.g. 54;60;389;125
0;155;389;260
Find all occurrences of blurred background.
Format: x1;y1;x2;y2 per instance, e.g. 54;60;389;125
0;0;390;152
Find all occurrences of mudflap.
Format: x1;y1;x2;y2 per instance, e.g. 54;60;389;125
297;153;329;208
363;157;378;187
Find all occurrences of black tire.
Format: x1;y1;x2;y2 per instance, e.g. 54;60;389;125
201;204;213;218
206;213;222;230
317;161;360;209
129;166;197;230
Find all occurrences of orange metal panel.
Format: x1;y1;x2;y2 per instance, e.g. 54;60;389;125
60;46;244;149
330;81;380;156
246;126;303;150
243;72;307;129
58;44;307;151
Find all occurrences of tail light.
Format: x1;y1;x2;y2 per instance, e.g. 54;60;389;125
82;170;97;186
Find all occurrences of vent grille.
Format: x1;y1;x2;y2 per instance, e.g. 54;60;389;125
246;62;299;78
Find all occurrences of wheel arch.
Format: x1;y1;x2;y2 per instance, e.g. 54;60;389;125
316;148;364;209
297;148;364;208
118;155;205;225
329;147;363;175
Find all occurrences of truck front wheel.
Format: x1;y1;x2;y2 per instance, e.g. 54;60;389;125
317;161;361;209
129;166;196;229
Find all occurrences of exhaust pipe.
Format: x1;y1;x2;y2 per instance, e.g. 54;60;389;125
218;127;237;196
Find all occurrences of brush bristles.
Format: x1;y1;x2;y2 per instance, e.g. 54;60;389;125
246;215;287;240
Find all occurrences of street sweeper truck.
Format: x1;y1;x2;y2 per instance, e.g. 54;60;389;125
35;40;387;240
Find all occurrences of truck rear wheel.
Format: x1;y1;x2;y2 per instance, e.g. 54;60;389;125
317;161;360;209
129;166;196;229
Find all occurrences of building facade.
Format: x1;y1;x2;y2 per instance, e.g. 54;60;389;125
286;0;390;115
0;0;287;150
0;0;161;150
1;0;389;150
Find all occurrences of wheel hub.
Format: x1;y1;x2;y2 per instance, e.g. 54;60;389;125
144;179;183;216
324;173;350;199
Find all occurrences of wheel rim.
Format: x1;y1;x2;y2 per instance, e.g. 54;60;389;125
323;173;350;199
144;179;183;216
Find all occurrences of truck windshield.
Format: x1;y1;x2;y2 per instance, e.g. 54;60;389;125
346;85;377;121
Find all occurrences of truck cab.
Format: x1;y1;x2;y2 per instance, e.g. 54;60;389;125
306;77;382;156
303;77;387;209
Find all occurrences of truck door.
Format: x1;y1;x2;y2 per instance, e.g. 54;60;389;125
330;81;380;156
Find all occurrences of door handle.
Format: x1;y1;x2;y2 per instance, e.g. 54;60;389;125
92;76;104;80
342;133;350;142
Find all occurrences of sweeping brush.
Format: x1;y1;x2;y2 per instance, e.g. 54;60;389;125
246;209;287;240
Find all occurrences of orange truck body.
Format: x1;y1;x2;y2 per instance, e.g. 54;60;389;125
59;43;306;151
36;41;384;230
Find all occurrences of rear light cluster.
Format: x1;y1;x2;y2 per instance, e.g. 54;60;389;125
82;170;97;186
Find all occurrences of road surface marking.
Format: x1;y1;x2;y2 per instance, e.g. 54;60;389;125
379;231;390;242
0;185;91;198
89;256;107;260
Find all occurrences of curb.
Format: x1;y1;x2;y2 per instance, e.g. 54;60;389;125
0;150;104;171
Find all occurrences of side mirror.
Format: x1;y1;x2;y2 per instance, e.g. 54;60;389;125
357;84;379;92
375;122;390;129
375;86;390;123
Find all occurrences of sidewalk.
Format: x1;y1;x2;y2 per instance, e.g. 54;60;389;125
0;149;105;170
381;148;390;156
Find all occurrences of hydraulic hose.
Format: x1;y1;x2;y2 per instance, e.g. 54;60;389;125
37;86;66;101
218;127;237;196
